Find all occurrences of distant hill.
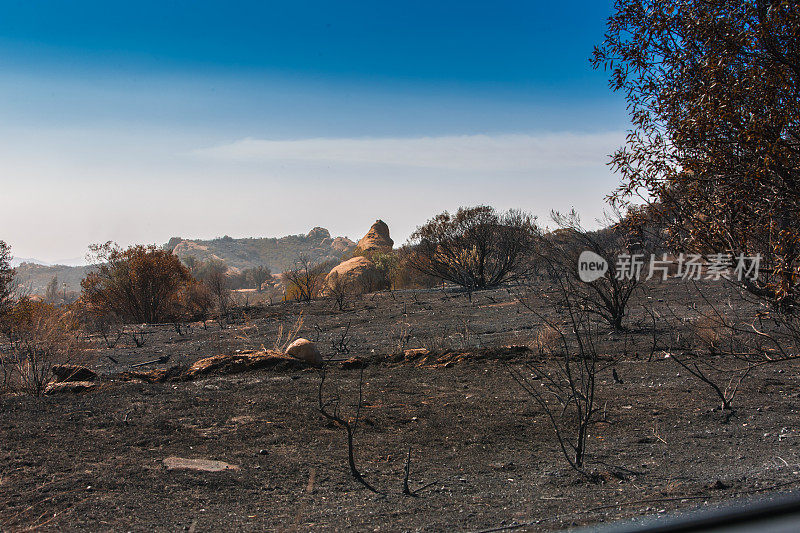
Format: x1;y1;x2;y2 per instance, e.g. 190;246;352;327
10;257;51;267
13;227;356;296
164;227;355;273
13;262;93;296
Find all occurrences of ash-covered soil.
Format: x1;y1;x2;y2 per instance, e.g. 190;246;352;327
1;280;799;531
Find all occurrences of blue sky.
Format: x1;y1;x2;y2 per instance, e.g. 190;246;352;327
0;0;627;263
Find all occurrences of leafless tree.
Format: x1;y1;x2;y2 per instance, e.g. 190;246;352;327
535;210;647;331
510;275;610;478
1;298;87;396
326;271;353;311
658;282;800;417
283;255;330;303
318;367;383;494
200;261;232;320
0;241;14;319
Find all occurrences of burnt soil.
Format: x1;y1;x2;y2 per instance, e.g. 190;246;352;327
1;279;799;531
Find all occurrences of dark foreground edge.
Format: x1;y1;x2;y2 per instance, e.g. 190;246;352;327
575;490;800;533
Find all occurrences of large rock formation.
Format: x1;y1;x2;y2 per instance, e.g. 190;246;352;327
163;229;355;274
323;220;394;294
355;220;393;256
330;236;355;253
325;256;387;293
170;240;224;264
307;227;331;242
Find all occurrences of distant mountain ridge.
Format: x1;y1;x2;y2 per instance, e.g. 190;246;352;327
11;257;87;268
164;227;356;273
13;227;356;295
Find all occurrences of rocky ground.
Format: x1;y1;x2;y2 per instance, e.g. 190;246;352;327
1;279;799;531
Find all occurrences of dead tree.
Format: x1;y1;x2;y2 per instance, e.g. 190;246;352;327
535;210;645;331
283;255;330;303
331;321;352;355
245;265;272;293
326;272;352;311
317;367;383;494
510;274;609;478
658;281;800;418
406;206;539;291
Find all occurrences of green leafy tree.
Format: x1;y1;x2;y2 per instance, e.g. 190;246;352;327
593;0;800;310
245;265;272;292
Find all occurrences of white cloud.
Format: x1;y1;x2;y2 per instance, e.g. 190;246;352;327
193;132;624;172
1;128;626;262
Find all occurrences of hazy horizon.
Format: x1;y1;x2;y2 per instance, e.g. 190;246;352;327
1;1;626;263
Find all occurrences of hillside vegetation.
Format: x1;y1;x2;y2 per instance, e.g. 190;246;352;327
165;227;354;273
13;263;93;296
14;228;355;295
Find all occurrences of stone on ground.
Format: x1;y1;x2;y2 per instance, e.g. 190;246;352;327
52;364;97;382
163;456;239;472
285;338;322;365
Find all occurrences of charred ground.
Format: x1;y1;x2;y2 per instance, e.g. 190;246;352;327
1;279;799;531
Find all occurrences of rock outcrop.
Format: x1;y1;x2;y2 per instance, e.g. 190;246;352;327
325;256;387;293
355;220;393;256
322;220;394;294
307;227;331;241
164;229;356;274
330;236;355;253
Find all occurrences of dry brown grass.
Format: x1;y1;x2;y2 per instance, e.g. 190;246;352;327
1;300;91;396
533;323;563;355
693;314;728;354
270;313;305;353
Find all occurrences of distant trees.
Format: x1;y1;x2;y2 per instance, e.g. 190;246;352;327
194;258;227;284
593;0;800;312
370;252;399;290
388;246;440;290
245;265;272;292
44;276;59;304
197;259;232;318
80;243;192;324
0;241;14;318
180;281;214;324
181;255;200;277
406;206;539;291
